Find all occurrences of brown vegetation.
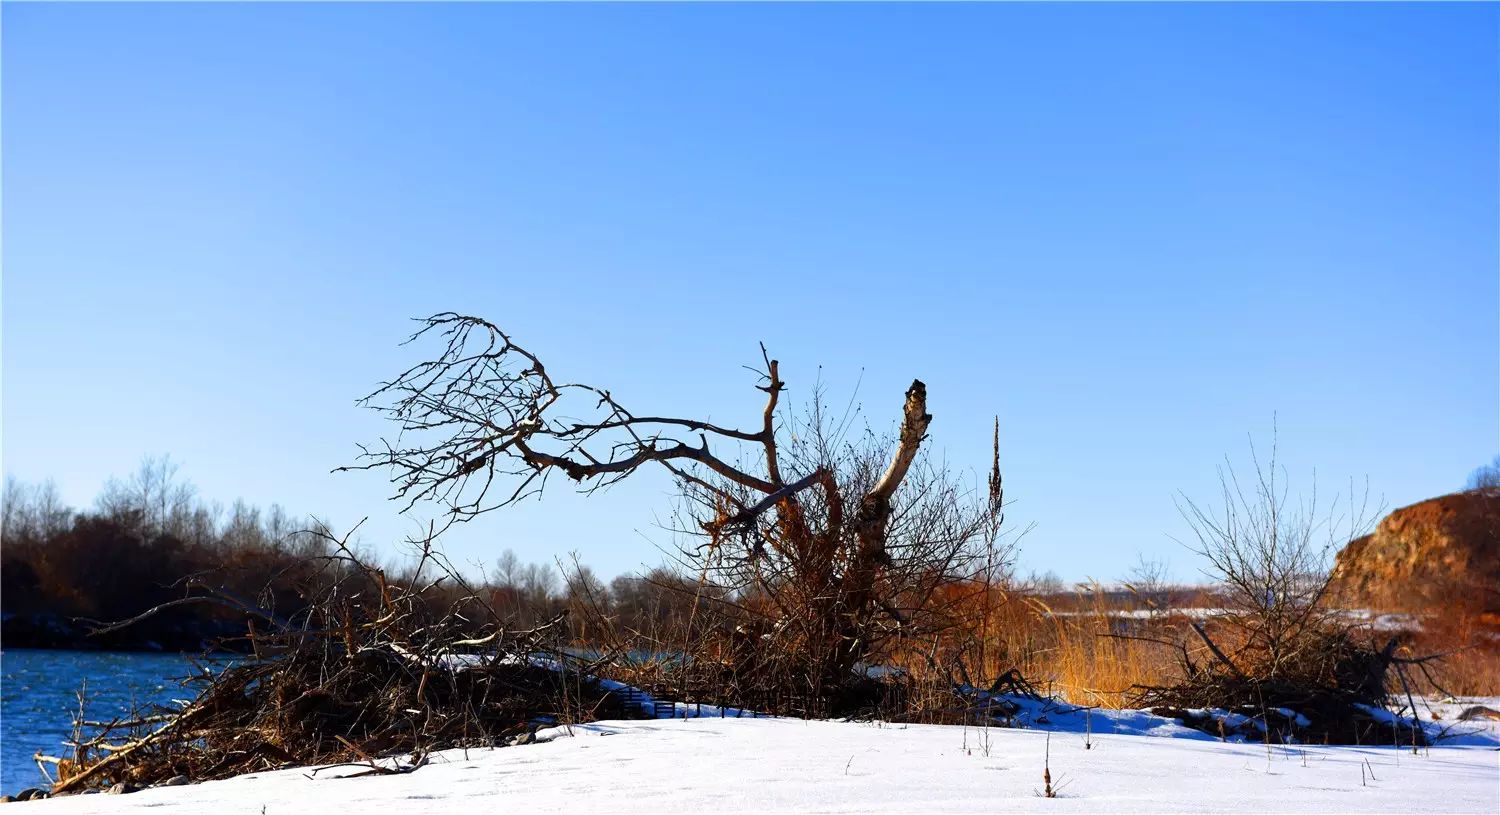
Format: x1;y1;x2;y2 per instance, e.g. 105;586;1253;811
0;469;708;652
2;466;334;651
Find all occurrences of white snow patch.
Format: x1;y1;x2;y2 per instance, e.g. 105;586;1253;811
27;712;1498;814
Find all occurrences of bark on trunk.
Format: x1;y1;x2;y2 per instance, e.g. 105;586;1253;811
832;380;931;682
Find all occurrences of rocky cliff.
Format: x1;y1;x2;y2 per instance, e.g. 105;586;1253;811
1330;488;1500;615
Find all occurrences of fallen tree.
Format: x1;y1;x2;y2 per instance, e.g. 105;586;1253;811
343;313;1014;716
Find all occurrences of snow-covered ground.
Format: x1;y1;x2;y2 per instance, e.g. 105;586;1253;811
1045;607;1426;632
25;703;1499;814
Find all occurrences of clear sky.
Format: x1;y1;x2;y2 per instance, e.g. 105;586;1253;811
4;3;1496;585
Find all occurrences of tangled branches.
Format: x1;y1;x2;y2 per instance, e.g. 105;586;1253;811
40;530;623;794
337;313;784;527
1132;626;1427;745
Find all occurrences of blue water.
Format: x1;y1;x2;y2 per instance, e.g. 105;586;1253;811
0;650;202;795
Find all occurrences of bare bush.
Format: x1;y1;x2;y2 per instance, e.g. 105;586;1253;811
1133;431;1435;744
1174;432;1378;678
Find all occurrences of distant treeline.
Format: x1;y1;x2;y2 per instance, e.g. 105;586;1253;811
1;457;701;651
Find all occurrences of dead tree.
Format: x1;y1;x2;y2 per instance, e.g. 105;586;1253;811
344;313;1008;700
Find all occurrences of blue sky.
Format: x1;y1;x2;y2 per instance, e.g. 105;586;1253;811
4;3;1496;584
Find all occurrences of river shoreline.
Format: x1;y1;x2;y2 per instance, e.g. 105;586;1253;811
1;612;250;653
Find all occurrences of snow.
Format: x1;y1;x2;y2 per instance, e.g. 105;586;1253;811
425;654;770;721
1427;696;1500;725
592;675;767;720
1044;607;1425;632
26;704;1499;814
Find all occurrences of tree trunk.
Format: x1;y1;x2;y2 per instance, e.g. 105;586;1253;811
830;380;931;682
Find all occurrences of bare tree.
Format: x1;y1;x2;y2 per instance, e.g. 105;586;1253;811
1124;555;1172;615
495;549;522;586
518;562;559;612
96;455;197;537
1466;455;1500;491
3;476;73;543
345;313;1010;697
1176;430;1378;678
1023;570;1065;596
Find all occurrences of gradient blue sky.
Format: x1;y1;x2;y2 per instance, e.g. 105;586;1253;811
4;3;1496;584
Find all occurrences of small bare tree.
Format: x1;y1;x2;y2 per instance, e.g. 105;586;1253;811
1465;455;1500;491
1175;430;1378;680
2;476;74;543
344;313;1010;704
96;454;197;538
1127;431;1422;744
1124;555;1173;616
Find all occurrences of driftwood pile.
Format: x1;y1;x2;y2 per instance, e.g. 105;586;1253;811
36;542;626;795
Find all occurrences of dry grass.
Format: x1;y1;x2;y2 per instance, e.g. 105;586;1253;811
878;583;1178;710
887;582;1500;713
1401;612;1500;698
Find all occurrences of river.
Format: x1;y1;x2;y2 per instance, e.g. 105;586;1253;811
0;650;204;796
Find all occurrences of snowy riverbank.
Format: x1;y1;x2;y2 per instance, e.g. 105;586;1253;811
20;702;1498;814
